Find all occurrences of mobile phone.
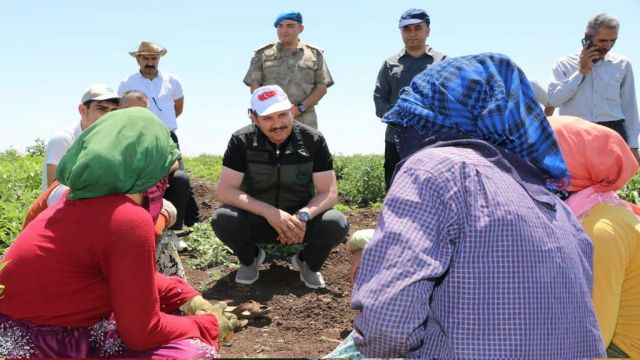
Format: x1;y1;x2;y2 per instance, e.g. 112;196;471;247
581;36;594;49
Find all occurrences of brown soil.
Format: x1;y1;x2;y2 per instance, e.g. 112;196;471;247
184;178;379;358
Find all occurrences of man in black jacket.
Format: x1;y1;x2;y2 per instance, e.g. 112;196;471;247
211;85;348;289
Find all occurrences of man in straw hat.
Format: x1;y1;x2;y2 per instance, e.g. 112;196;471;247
119;41;200;247
118;41;182;136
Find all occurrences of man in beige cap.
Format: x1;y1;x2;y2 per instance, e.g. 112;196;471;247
41;84;120;191
243;10;333;129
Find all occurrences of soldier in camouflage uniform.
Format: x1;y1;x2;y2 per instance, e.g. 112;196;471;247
243;10;334;129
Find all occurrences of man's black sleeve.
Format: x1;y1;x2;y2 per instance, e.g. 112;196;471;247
221;135;247;173
374;61;393;118
312;136;334;173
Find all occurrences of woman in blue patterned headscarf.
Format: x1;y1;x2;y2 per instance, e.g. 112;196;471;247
383;53;569;190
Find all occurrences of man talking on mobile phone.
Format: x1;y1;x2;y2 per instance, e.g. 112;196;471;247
548;13;640;164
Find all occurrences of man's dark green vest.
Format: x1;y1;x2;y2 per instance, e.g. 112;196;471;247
240;124;319;213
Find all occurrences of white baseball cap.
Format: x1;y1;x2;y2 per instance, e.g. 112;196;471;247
251;85;292;116
80;84;119;103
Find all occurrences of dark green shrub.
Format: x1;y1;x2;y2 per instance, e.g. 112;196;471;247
334;154;385;207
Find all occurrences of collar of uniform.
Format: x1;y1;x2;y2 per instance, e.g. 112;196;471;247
398;44;433;59
251;122;310;157
276;40;305;52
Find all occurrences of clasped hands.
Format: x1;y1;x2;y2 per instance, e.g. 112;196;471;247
265;208;306;245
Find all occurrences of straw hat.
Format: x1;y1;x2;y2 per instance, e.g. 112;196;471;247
129;41;167;57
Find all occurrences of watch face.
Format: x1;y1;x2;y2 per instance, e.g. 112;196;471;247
297;211;310;222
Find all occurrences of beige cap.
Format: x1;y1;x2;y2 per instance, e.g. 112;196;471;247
80;84;119;103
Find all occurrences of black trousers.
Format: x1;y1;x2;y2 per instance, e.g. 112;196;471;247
598;119;628;144
384;141;401;192
211;205;349;271
164;170;193;230
169;131;185;170
167;131;200;229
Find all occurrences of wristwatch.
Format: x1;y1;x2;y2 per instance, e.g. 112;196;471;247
296;211;311;223
296;103;308;113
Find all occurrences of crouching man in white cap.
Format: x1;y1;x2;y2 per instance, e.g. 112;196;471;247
211;85;348;289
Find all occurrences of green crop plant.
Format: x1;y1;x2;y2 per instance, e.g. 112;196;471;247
181;223;233;269
0;150;43;250
334;154;385;207
183;155;223;183
618;173;640;206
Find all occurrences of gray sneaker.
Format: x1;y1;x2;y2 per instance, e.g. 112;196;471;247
235;247;266;285
291;253;326;289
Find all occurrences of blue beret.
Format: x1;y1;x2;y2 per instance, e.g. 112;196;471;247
274;10;303;27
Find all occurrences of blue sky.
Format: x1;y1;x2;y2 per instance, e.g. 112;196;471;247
1;0;638;156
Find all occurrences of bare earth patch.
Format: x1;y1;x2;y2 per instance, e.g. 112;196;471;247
184;177;379;358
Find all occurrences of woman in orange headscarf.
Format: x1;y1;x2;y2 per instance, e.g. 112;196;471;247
549;115;640;358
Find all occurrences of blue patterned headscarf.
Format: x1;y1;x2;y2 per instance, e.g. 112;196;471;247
383;53;569;190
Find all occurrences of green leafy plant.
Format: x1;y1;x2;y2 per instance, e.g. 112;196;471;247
333;203;351;213
183;155;223;183
182;223;233;269
370;202;384;212
261;243;304;258
334;154;385;207
0;150;43;250
26;138;46;157
618;173;640;205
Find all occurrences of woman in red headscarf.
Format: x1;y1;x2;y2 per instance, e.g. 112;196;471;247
550;115;640;358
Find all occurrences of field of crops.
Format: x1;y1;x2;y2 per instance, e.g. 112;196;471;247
2;143;639;253
0;145;386;252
